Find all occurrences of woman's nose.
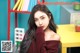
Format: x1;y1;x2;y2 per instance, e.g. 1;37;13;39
39;20;42;26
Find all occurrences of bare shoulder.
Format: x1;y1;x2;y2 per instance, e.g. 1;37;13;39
53;34;60;40
50;31;60;41
45;30;60;41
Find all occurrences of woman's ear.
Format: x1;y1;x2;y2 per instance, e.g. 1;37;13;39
49;16;51;21
49;13;51;20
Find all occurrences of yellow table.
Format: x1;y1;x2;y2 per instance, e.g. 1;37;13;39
57;24;80;53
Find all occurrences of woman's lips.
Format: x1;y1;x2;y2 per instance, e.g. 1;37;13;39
39;26;44;28
41;26;44;29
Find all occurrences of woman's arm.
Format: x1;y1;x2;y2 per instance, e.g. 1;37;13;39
35;27;45;53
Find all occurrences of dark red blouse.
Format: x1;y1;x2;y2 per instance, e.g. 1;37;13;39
28;40;60;53
27;27;60;53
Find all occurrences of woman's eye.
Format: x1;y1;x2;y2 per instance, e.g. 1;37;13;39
34;19;38;21
41;17;45;19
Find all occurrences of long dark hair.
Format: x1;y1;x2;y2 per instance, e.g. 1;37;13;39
20;4;57;53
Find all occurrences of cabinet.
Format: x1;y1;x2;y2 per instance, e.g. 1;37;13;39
60;5;80;24
8;0;45;40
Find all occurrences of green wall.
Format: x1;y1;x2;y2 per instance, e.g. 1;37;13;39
0;0;7;53
0;0;15;53
0;0;7;40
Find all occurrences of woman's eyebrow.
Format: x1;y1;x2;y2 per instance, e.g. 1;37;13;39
40;15;44;18
34;15;44;19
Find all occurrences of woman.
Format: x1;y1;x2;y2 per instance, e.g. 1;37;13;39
19;4;60;53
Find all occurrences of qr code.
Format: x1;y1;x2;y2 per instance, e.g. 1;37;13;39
1;40;13;52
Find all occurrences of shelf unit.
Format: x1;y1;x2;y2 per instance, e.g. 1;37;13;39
60;5;80;24
8;0;45;40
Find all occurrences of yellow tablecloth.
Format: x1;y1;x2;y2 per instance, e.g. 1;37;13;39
57;24;80;53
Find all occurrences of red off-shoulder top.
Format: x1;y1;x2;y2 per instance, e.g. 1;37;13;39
27;27;60;53
27;40;60;53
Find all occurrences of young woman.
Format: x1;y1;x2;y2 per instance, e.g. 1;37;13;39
19;4;60;53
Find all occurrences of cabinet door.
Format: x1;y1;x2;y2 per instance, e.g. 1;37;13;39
71;13;80;24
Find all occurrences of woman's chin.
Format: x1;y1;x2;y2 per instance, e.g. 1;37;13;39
43;27;46;31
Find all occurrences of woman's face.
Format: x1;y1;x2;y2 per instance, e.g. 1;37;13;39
34;11;50;30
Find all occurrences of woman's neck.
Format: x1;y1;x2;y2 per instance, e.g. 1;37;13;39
44;27;51;33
